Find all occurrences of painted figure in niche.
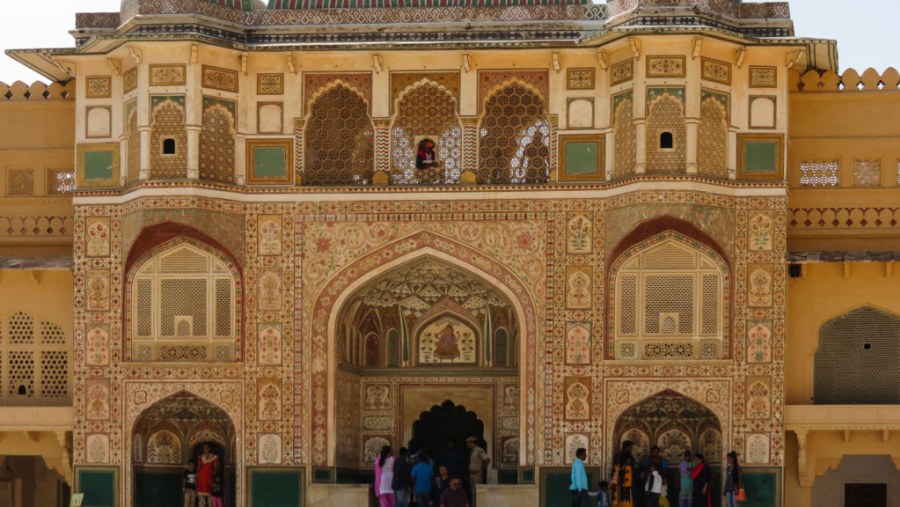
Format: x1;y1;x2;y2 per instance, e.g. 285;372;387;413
435;323;461;361
365;333;380;367
196;443;220;507
416;138;436;170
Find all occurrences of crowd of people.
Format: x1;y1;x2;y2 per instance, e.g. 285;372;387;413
181;444;224;507
374;437;492;507
570;443;745;507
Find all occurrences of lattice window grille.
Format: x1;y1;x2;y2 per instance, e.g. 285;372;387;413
304;86;374;186
814;306;900;404
47;169;75;195
40;351;68;398
698;98;728;178
896;161;900;186
614;238;724;359
390;83;462;185
799;160;839;187
41;321;66;344
8;351;34;397
478;84;550;184
9;312;34;344
853;159;881;187
130;242;237;361
613;96;636;178
1;312;71;402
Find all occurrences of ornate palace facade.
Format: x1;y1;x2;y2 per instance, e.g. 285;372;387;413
0;1;898;506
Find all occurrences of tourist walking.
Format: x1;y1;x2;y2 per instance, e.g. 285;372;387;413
375;445;396;507
393;447;412;507
724;451;744;507
411;451;434;507
690;454;711;507
610;441;636;507
570;447;589;507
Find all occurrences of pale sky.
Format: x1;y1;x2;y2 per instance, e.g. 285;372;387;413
0;0;897;83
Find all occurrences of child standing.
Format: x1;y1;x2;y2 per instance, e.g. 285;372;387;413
210;476;224;507
587;480;610;507
183;460;197;507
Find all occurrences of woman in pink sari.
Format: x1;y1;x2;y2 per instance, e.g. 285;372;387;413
375;445;396;507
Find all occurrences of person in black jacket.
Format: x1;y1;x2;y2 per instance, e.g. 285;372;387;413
393;447;412;507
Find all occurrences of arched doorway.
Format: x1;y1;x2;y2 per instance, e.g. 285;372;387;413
330;253;522;480
613;390;724;507
132;392;236;507
410;400;486;463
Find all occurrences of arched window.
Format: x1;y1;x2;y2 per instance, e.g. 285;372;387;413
128;239;240;362
646;93;686;174
815;306;900;404
611;232;728;360
391;82;462;185
304;85;374;186
149;98;188;179
199;103;236;183
0;312;71;404
478;83;549;184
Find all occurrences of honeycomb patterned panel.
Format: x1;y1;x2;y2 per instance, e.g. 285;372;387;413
642;242;696;270
701;274;720;335
698;98;728;178
619;275;637;335
199;106;236;183
40;350;69;398
614;97;636;178
478;84;549;184
136;279;153;337
799;161;839;187
853;159;881;187
646;94;687;174
815;306;900;404
644;275;694;334
41;321;66;344
8;351;34;397
127;110;140;183
390;83;462;185
150;101;188;179
304;86;374;186
46;169;75;195
8;312;34;344
215;279;232;337
159;248;209;273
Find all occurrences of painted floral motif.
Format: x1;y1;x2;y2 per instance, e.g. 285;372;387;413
86;434;110;464
258;324;283;366
746;433;770;464
567;214;592;254
257;215;283;256
749;213;774;251
748;267;773;307
364;385;391;411
566;267;592;309
747;379;771;419
86;380;110;421
147;430;182;464
86;217;111;257
700;428;723;461
747;322;772;363
258;434;282;465
658;429;690;465
501;436;519;465
258;381;282;421
565;322;591;365
257;270;282;310
85;326;110;366
86;270;110;311
363;436;390;464
565;379;590;420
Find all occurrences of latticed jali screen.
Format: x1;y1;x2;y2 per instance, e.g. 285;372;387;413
0;312;71;404
698;98;728;178
799;160;839;187
199;106;236;183
305;86;375;185
615;239;724;360
131;243;237;362
150;100;188;179
815;306;900;404
391;83;462;185
613;95;636;179
478;84;550;184
646;94;687;174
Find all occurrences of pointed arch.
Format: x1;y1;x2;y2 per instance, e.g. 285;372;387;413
309;232;538;467
646;93;686;174
149;99;188;179
199;103;236;183
304;83;374;185
698;95;728;178
478;82;549;184
613;92;636;178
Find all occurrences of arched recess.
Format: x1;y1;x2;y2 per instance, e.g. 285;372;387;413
390;80;462;185
149;98;188;179
698;95;728;178
477;81;550;184
123;223;244;362
646;93;686;174
410;400;486;463
199;103;236;184
310;233;538;468
607;217;731;360
131;391;236;507
613;92;636;179
303;83;374;186
814;306;900;404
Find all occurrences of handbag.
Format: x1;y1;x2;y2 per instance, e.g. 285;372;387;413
735;488;747;501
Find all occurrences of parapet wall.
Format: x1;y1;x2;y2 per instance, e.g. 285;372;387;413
790;68;900;93
0;81;74;102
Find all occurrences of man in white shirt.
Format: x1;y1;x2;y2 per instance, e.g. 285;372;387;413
644;462;663;507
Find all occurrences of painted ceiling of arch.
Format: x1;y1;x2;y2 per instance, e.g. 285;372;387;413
614;390;720;432
136;393;233;425
349;257;513;319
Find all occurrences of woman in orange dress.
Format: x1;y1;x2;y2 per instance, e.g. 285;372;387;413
196;444;220;507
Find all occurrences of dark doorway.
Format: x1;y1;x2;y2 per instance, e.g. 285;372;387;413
845;483;887;507
190;441;235;507
410;400;486;464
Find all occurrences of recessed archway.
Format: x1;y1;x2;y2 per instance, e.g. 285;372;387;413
131;392;236;507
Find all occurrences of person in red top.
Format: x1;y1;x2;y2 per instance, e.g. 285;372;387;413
691;453;712;507
196;443;220;507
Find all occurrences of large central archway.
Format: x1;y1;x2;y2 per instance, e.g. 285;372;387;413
327;252;524;478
